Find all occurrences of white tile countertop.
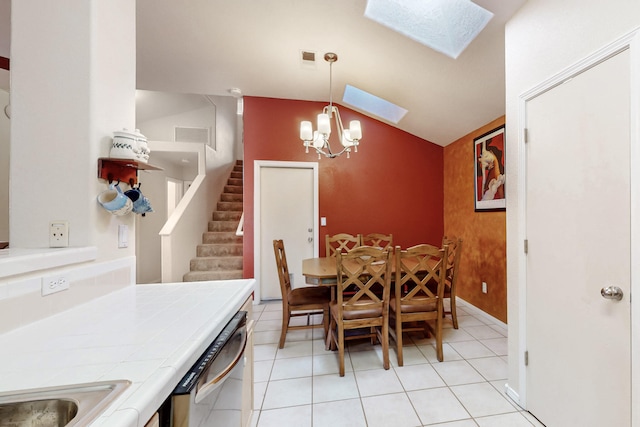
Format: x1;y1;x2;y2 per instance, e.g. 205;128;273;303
0;278;255;427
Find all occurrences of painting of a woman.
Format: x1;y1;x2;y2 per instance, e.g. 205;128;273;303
474;126;505;210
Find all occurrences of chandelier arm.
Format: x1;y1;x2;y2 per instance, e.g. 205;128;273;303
332;106;345;142
313;141;350;159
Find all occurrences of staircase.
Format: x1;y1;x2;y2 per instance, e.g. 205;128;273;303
183;160;244;282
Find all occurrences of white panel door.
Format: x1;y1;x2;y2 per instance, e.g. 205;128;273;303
259;166;315;300
525;49;631;426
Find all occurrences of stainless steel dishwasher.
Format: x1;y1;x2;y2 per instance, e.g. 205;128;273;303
165;311;247;427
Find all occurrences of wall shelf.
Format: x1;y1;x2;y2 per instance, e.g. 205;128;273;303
98;158;162;185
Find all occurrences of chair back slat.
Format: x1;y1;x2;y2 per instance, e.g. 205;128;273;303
326;233;361;257
360;233;393;251
395;244;448;306
273;239;292;295
336;246;392;311
442;235;463;286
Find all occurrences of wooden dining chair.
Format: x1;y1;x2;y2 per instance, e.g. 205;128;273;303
390;243;449;365
442;235;463;329
273;239;331;349
329;246;393;376
325;233;361;257
360;233;393;251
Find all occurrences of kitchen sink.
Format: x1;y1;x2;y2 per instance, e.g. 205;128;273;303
0;380;131;427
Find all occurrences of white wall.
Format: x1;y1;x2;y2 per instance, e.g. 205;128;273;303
0;1;138;332
0;88;8;242
505;0;640;401
10;0;136;259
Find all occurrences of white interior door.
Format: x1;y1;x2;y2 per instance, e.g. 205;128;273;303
257;163;317;301
166;177;184;217
525;49;631;426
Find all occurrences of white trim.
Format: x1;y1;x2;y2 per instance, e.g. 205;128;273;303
628;30;640;427
504;384;522;409
456;296;507;330
0;246;98;279
235;212;244;237
253;160;319;304
517;28;640;416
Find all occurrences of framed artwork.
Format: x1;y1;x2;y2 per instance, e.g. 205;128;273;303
474;125;506;211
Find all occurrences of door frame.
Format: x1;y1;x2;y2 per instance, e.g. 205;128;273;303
513;28;640;421
253;160;319;304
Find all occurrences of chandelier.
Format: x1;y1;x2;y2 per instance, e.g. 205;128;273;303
299;53;362;159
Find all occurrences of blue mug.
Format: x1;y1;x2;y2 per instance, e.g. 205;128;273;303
97;183;133;216
125;186;154;216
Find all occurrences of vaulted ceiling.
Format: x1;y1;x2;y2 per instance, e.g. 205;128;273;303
136;0;525;146
0;0;526;146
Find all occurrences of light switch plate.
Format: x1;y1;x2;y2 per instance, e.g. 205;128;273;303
118;225;128;248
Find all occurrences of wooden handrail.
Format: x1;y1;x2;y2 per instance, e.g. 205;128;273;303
235;212;244;236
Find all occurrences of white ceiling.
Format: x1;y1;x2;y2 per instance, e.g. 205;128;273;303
136;0;525;146
0;0;526;146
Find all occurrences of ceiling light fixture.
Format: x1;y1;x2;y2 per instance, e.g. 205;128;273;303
299;53;362;159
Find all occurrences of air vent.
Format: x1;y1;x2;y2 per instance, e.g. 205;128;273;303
174;126;211;145
300;50;317;69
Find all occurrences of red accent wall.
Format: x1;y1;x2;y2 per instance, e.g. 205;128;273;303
243;97;444;278
444;116;506;322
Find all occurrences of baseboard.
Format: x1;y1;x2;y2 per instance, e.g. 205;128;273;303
505;383;525;409
455;296;508;329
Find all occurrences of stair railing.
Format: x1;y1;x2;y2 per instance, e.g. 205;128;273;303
235;212;244;236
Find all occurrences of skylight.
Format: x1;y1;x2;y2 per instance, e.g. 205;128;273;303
343;85;408;124
364;0;494;59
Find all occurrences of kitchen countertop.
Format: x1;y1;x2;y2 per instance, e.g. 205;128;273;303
0;278;255;426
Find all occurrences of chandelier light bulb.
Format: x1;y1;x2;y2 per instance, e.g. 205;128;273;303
317;113;331;135
341;130;353;148
300;121;313;141
312;131;324;149
349;121;362;140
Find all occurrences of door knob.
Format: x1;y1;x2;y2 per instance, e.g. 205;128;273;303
601;286;623;301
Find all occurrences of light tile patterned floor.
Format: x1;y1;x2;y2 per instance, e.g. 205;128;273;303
250;300;544;427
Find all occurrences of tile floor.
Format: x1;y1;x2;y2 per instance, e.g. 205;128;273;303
250;299;544;427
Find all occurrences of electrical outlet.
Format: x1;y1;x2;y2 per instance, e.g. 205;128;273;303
42;274;70;296
482;281;488;294
49;221;69;247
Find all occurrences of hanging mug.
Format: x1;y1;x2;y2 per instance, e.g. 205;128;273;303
97;183;133;216
125;185;154;216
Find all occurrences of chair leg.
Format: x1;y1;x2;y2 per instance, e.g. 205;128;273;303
436;314;444;363
328;311;337;351
323;305;330;351
338;321;345;377
450;296;459;329
278;305;289;349
395;316;404;367
381;319;390;370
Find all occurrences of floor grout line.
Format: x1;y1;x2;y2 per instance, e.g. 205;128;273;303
252;300;537;427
